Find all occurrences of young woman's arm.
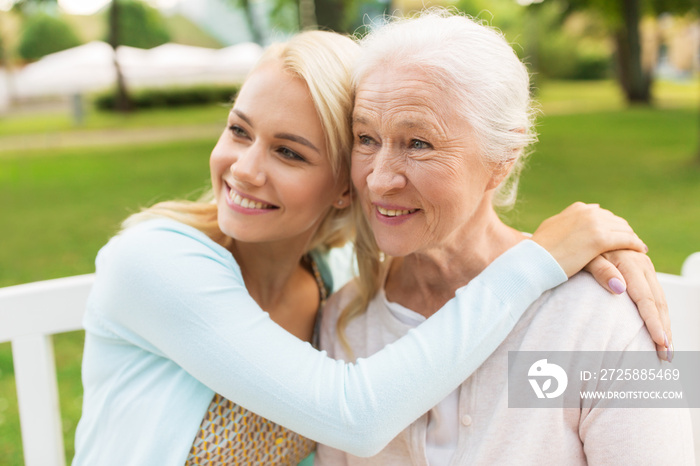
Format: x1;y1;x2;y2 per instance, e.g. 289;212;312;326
88;203;649;457
91;219;560;456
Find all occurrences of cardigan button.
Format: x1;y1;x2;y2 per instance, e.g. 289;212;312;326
461;414;472;426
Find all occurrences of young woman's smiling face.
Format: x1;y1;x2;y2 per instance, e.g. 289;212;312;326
210;60;347;248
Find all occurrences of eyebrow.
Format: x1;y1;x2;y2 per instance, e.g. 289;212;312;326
275;132;320;153
354;113;432;131
233;109;320;153
396;119;428;130
352;114;373;127
233;109;253;126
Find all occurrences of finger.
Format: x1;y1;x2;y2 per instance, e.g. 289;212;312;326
589;231;648;255
582;205;635;232
584;256;627;295
593;211;635;234
618;259;668;355
643;259;673;361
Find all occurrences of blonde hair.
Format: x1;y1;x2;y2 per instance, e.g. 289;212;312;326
338;9;537;354
124;30;360;254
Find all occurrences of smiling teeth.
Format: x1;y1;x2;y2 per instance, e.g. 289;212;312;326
377;206;417;217
230;192;272;210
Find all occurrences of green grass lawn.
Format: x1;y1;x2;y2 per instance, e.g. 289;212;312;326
507;106;699;273
0;79;698;464
0;138;215;463
0;102;229;137
535;78;699;114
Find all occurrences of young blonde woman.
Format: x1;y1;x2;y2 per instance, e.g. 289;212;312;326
73;30;668;465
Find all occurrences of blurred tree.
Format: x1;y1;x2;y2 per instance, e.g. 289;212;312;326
105;0;169;112
0;24;8;106
17;12;82;60
11;0;56;15
226;0;264;43
298;0;317;29
5;0;60;107
315;0;345;31
456;0;612;85
551;0;697;105
225;0;361;43
225;0;319;42
108;0;131;112
0;19;5;65
108;0;170;49
314;0;363;33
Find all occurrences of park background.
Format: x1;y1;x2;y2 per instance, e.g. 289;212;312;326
0;0;698;464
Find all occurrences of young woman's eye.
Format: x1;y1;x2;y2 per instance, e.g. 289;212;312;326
410;139;431;150
278;147;305;162
229;125;248;138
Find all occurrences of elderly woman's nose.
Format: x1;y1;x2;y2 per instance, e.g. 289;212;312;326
366;151;407;194
231;144;266;186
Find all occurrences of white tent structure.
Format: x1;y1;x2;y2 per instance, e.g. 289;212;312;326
0;69;12;112
13;41;116;99
6;40;263;100
215;42;265;78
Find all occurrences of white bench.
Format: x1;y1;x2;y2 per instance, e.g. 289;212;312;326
1;255;699;466
0;274;94;466
657;253;700;463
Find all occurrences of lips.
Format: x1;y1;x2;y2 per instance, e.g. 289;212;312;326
376;205;418;217
225;184;278;211
372;202;419;225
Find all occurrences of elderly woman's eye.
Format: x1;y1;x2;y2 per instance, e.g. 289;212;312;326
410;139;431;149
358;135;373;145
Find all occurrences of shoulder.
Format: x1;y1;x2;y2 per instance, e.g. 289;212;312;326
97;218;239;279
523;272;653;352
102;218;233;264
542;271;631;312
92;219;243;309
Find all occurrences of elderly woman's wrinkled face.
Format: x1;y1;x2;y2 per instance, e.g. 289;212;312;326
351;66;506;257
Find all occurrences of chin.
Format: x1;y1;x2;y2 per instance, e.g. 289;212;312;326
217;215;242;240
375;237;414;258
217;223;237;240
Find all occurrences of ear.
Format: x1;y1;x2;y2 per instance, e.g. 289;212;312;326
333;185;352;209
486;127;525;191
485;158;517;191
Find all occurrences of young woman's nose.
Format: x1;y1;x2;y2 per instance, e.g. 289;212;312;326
232;143;266;187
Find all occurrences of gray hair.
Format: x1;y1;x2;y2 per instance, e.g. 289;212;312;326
353;8;537;208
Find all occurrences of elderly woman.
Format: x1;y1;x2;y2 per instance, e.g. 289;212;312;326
316;10;694;465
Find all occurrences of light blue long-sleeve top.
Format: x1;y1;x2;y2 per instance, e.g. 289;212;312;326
72;219;566;465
